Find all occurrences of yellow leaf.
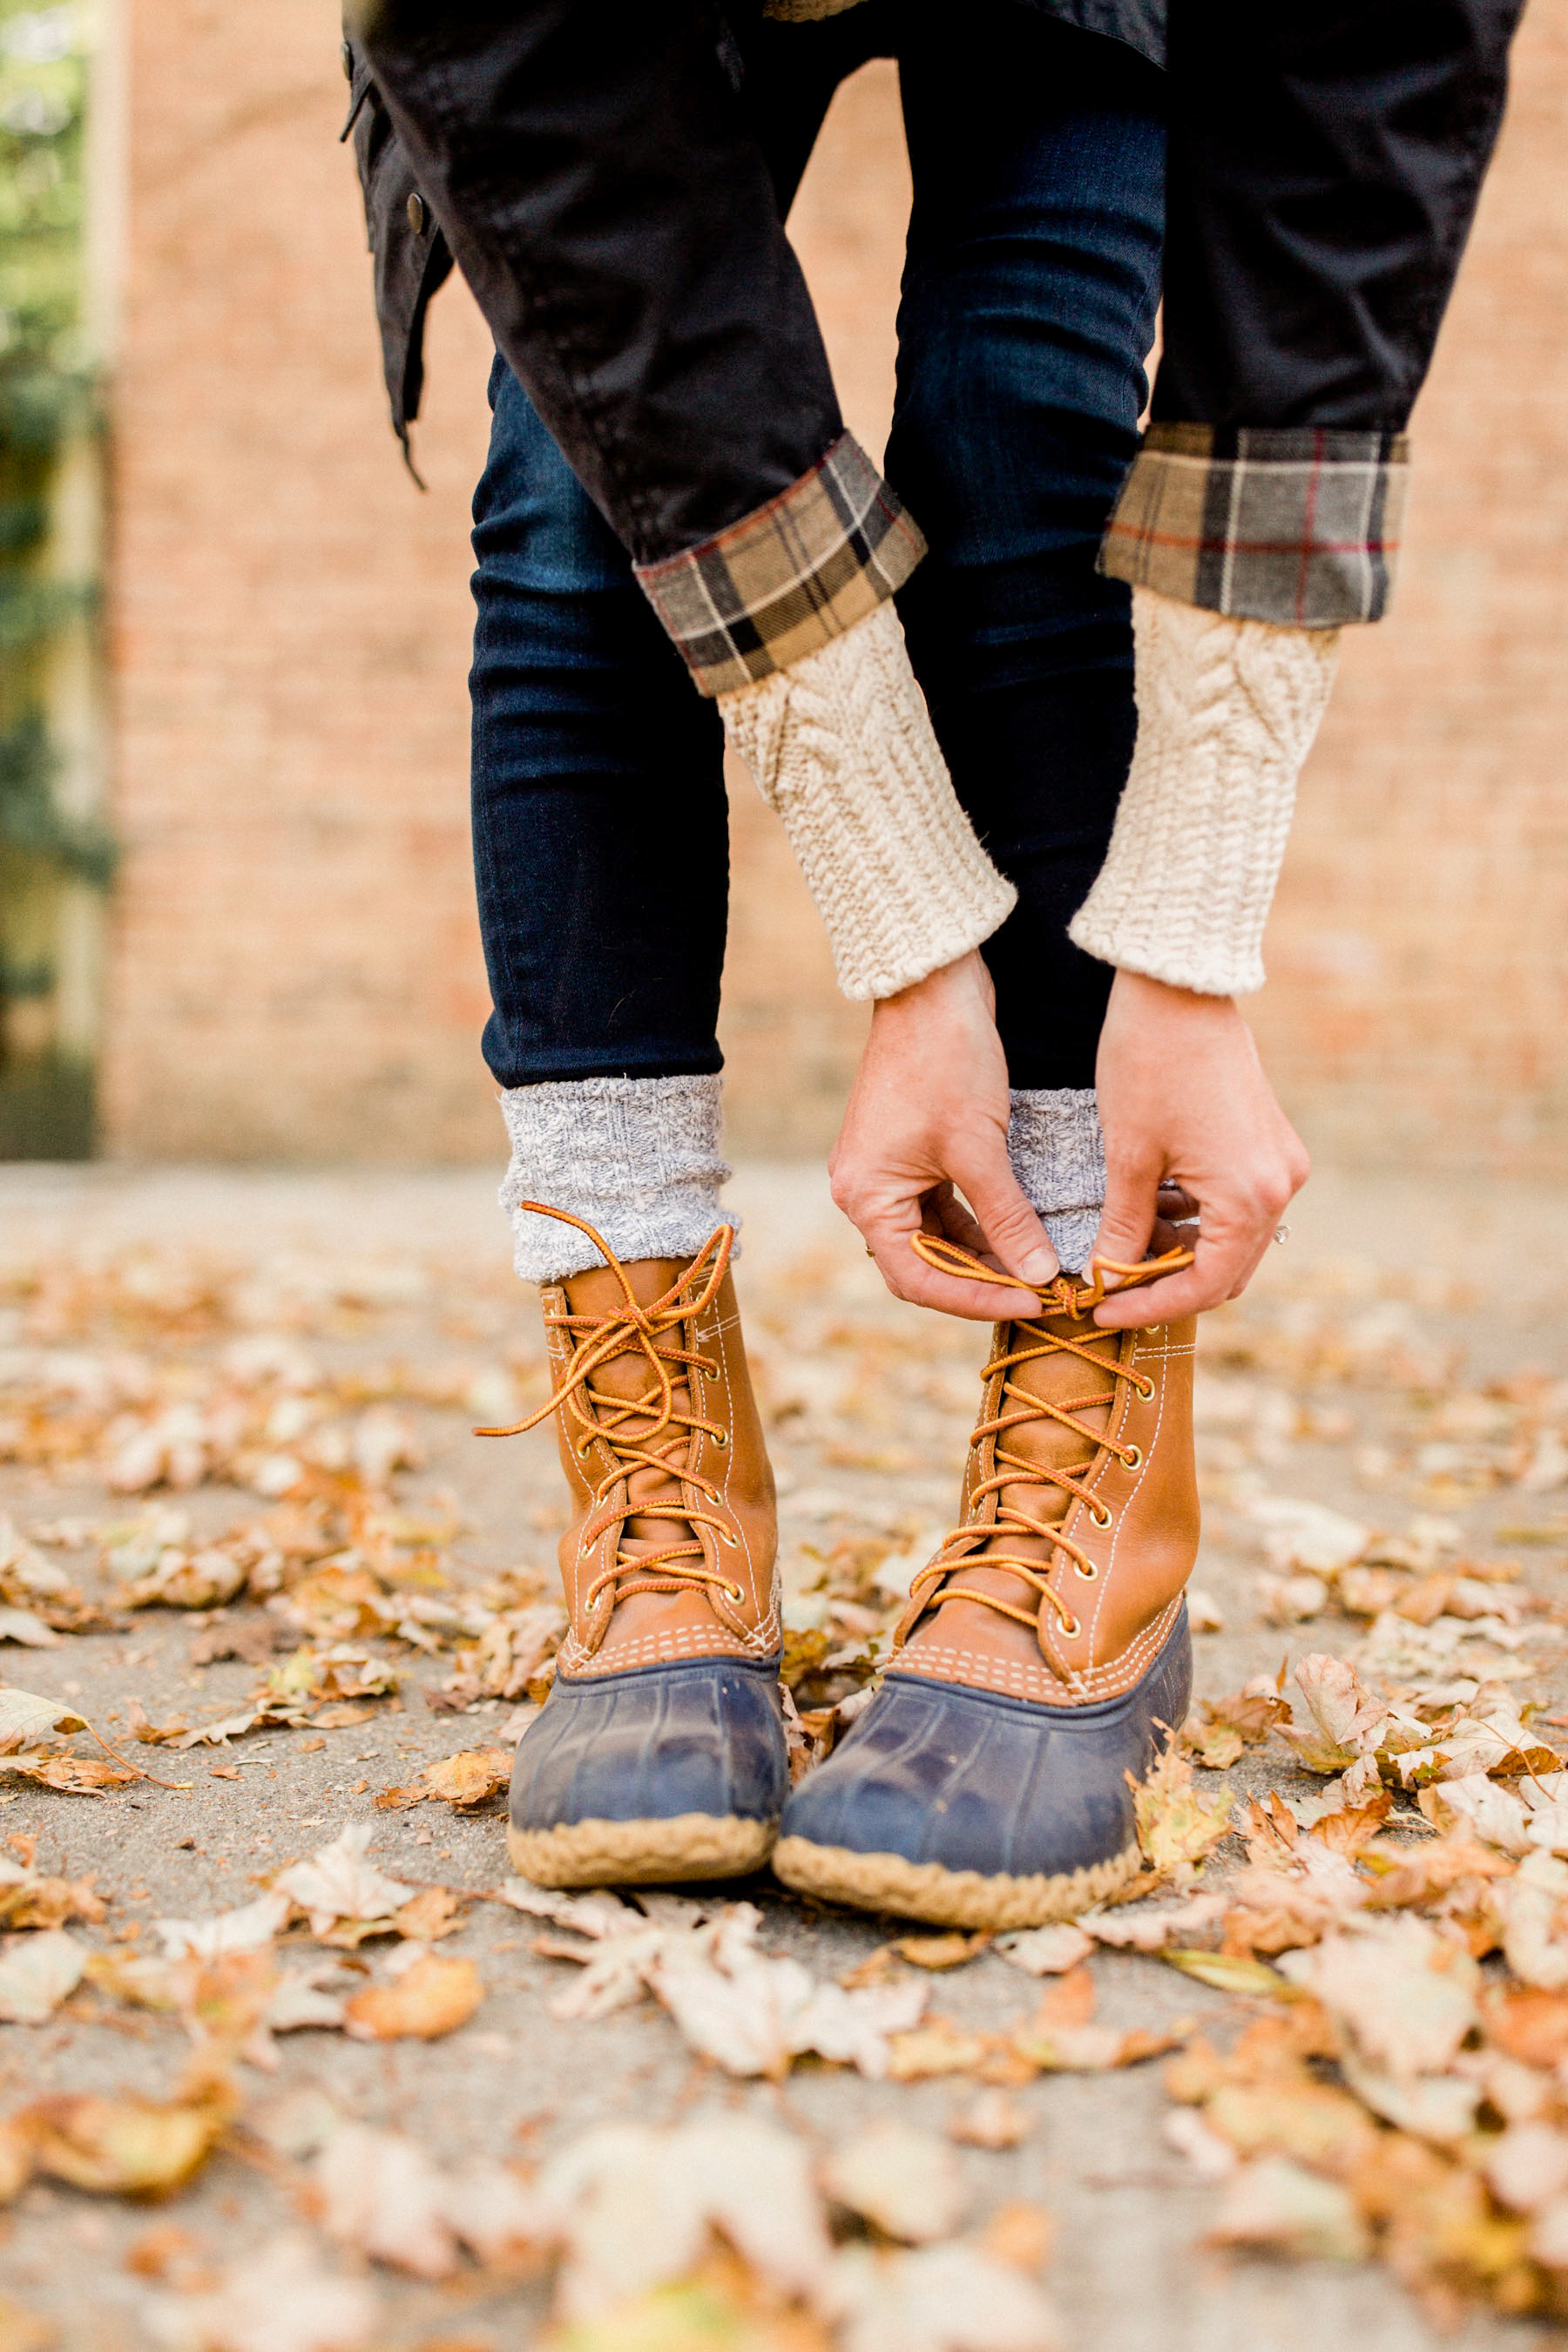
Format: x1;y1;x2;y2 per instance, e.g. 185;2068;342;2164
889;1932;988;1972
884;2019;995;2081
422;1748;511;1808
21;2092;223;2197
1162;1950;1294;1997
1129;1747;1234;1875
343;1953;483;2041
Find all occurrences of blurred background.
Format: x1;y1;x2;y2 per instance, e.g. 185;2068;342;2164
2;0;1565;1173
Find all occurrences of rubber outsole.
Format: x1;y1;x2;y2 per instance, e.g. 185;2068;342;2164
770;1831;1143;1930
506;1812;776;1889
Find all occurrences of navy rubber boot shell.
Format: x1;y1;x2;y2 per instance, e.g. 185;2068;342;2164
508;1653;789;1887
774;1606;1192;1928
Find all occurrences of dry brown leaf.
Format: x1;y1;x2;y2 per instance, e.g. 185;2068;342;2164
1281;1917;1479;2078
1483;1984;1568;2069
820;2123;968;2244
1202;2077;1379;2174
145;2229;377;2352
343;1952;482;2041
884;1931;983;1972
391;1886;463;1942
948;2091;1031;2151
1129;1746;1234;1879
1081;1893;1227;1953
0;1862;103;1932
422;1747;511;1807
0;1688;88;1751
884;2019;997;2083
0;1930;84;2022
993;1924;1093;1977
820;2240;1061;2352
1206;2154;1371;2262
0;1752;139;1794
1275;1654;1388;1777
313;2120;458;2279
274;1821;416;1937
20;2090;225;2197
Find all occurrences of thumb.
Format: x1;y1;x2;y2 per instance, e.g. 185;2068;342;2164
961;1159;1059;1290
1089;1152;1161;1281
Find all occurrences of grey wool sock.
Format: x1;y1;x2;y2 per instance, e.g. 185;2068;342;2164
1007;1088;1106;1275
498;1076;731;1283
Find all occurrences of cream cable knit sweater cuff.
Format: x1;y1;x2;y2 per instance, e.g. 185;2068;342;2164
1070;587;1341;997
719;601;1017;1003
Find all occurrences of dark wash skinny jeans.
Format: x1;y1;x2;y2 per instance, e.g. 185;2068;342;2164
469;6;1165;1096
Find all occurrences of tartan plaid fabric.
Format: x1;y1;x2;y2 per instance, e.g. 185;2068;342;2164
634;433;927;696
1099;422;1411;627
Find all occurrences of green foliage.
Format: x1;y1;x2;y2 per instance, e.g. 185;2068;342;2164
0;712;115;882
0;0;112;1152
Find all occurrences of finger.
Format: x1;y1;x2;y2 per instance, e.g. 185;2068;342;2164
954;1158;1059;1291
926;1182;990;1258
874;1242;1044;1322
1088;1151;1161;1280
1093;1221;1254;1329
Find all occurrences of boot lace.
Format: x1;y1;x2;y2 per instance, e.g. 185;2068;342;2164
901;1235;1193;1645
476;1204;745;1623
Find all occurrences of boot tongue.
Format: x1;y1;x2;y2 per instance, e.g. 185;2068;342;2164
561;1257;698;1552
976;1307;1119;1559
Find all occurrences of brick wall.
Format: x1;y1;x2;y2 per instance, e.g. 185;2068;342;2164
103;5;1568;1171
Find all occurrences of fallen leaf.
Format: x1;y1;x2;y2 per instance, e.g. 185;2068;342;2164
1081;1894;1227;1953
1129;1747;1234;1879
343;1952;482;2041
23;2090;224;2196
539;2114;829;2324
314;2121;458;2278
821;2240;1061;2352
820;2122;968;2244
1206;2155;1370;2262
0;1689;87;1751
1163;1951;1293;1997
0;1930;84;2023
889;1931;989;1973
422;1748;510;1808
1280;1917;1479;2076
154;1892;289;1963
1275;1655;1388;1777
274;1822;416;1938
993;1925;1092;1977
885;2019;997;2083
0;1611;59;1651
0;1753;138;1794
948;2091;1031;2151
392;1886;463;1942
145;2229;376;2352
0;1862;103;1932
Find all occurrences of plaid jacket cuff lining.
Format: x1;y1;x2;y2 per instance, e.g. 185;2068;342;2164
1098;422;1411;628
633;432;926;697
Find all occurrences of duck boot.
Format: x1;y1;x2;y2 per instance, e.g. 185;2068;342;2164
488;1210;786;1888
774;1253;1197;1928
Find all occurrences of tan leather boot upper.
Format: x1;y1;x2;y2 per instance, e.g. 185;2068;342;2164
485;1217;777;1681
889;1256;1198;1707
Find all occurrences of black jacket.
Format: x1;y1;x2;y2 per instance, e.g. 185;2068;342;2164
343;0;1522;669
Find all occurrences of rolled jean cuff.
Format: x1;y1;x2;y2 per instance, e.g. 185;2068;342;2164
498;1076;731;1283
1008;1088;1105;1275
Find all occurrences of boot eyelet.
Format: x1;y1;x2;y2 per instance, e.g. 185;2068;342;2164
720;1528;740;1547
1092;1504;1112;1530
578;1437;595;1457
723;1581;744;1605
712;1429;727;1449
1075;1560;1098;1580
1121;1443;1142;1469
1059;1614;1082;1639
1136;1376;1155;1401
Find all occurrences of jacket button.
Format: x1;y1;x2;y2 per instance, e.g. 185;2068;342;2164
341;37;352;78
407;192;427;235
